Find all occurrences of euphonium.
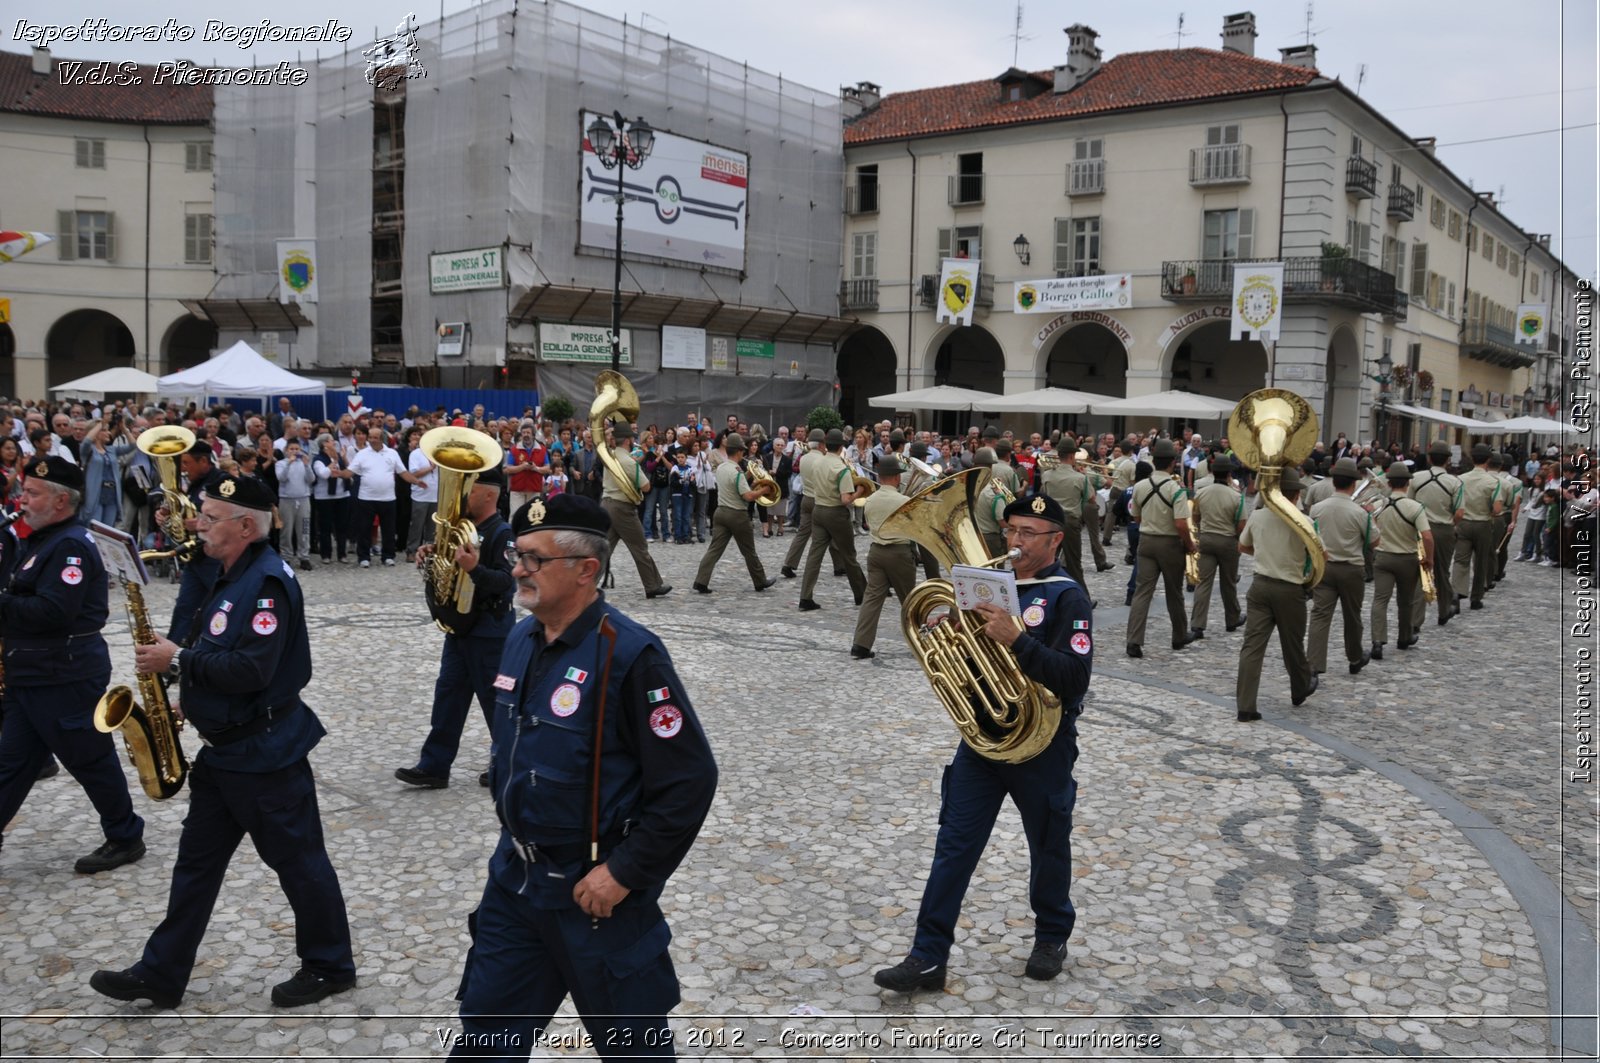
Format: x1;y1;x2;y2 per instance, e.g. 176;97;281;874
878;466;1063;764
421;426;504;634
139;426;198;559
591;370;643;505
1228;388;1325;588
849;464;877;508
744;459;781;507
94;577;188;800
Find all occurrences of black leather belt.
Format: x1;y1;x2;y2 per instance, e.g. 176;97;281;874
197;701;301;747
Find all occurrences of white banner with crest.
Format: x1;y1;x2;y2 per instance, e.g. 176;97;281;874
935;258;980;327
1229;261;1283;344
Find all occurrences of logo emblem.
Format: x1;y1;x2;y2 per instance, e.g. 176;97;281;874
1070;632;1092;656
550;682;582;717
1236;275;1278;330
250;610;278;636
941;268;974;317
1016;284;1039;311
526;499;546;526
1031;497;1047;515
218;479;237;498
564;667;589;683
647;686;671;704
492;674;516;691
60;565;83;585
281;251;315;294
1022;604;1046;628
209;610;229;636
649;704;684;739
33;461;47;477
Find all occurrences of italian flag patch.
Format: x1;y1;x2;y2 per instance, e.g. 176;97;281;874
647;686;671;703
257;598;274;608
565;667;589;683
1073;620;1090;630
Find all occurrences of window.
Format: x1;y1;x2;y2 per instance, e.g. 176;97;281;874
851;231;876;278
55;209;115;261
1468;290;1480;322
1429;194;1445;228
1069;217;1100;274
1207;123;1241;147
1391;163;1404;187
1447;210;1462;240
1382;235;1406;286
1346;218;1372;262
1410;243;1428;303
1069;138;1105;194
1483;233;1494;260
936;225;983;261
185;142;212;172
1202;208;1253;260
1351;133;1364;158
1440;388;1452;416
1466;224;1477;252
954;152;983;204
1427;272;1443;310
1447;281;1456;319
1509;253;1520;277
1531;271;1541;297
184;208;213;264
1496;244;1507;268
75;138;105;169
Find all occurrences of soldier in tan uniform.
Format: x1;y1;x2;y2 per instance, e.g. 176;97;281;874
780;429;845;580
692;434;778;595
1188;454;1247;638
970;448;1009;559
1409;441;1463;627
850;456;917;660
1075;449;1113;572
798;429;866;611
1307;457;1376;675
1301;459;1335;512
1126;439;1196;657
1492;452;1521;584
1236;467;1320;721
600;422;671;598
1103;444;1135;553
989;439;1022;501
1369;461;1433;660
1037;450;1092;587
1450;443;1504;611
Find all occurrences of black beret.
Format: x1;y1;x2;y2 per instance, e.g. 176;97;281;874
1211;454;1234;474
610;421;634;441
26;454;84;492
187;439;215;460
512;492;611;538
205;473;274;512
1003;492;1066;528
475;465;505;489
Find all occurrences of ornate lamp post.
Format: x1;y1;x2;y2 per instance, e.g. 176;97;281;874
586;111;656;371
1366;348;1394;443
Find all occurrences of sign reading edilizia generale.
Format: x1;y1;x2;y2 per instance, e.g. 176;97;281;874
429;246;506;294
540;323;631;365
1012;273;1133;315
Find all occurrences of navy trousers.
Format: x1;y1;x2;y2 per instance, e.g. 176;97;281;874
417;634;504;779
0;680;143;850
453;876;680;1060
910;724;1079;965
133;758;354;997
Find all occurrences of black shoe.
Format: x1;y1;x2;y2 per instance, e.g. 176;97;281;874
754;578;777;592
1173;632;1198;650
1470;600;1483;610
873;957;946;992
1124;553;1135;565
1349;651;1371;674
1124;591;1133;606
1292;675;1319;706
850;644;876;660
1226;617;1246;632
394;766;448;789
478;771;490;787
781;566;796;579
646;585;673;599
1438;613;1450;627
299;560;313;572
1126;644;1142;658
854;592;865;606
798;599;821;612
693;582;714;594
36;758;60;780
1397;637;1417;650
271;968;355;1008
1188;629;1205;641
1096;563;1115;571
90;968;180;1009
75;838;146;875
1024;940;1068;981
1101;539;1113;547
1370;644;1383;661
1237;710;1262;722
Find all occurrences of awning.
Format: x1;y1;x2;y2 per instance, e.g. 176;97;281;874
981;386;1121;415
508;284;861;347
179;299;313;331
1493;415;1586;435
1089;390;1239;419
867;385;1006;411
1386;402;1508;432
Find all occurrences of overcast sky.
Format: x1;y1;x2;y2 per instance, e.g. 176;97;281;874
14;0;1595;276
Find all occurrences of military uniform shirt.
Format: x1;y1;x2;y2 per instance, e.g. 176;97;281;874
990;462;1021;500
1457;468;1503;520
1310;493;1373;563
1038;465;1090;519
863;484;913;545
1131;474;1189;536
1500;472;1522;514
1301;476;1335;513
972;482;1005;535
714;460;750;511
1241;507;1315;583
1409;468;1463;526
813;453;852;508
601;447;647;503
1193;481;1246;538
1374;495;1429;555
1110;457;1135;492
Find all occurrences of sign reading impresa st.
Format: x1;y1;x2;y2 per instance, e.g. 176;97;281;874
540;323;631;365
430;246;505;294
578;112;748;272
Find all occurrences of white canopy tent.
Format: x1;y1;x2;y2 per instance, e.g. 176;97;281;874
158;341;325;418
1089;390;1240;420
49;366;161;397
867;385;1006;412
981;386;1120;415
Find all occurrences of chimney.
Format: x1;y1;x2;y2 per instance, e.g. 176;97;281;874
1538;234;1551;250
1278;43;1317;70
1053;24;1102;93
1221;12;1257;57
1414;136;1436;157
30;47;51;76
839;81;881;119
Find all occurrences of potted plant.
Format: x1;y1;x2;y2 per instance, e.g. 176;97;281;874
1416;369;1434;397
1319;241;1348;292
1389;364;1411;395
1181;267;1197;295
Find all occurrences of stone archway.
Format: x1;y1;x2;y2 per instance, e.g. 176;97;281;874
46;309;135;387
835;326;898;427
930;324;1004;435
1041;321;1129;436
1323;325;1362;443
1166;321;1267;401
162;314;218;374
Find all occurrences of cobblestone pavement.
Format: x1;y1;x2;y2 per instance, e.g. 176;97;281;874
0;524;1591;1060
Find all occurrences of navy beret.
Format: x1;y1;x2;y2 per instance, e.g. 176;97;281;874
205;473;274;512
1003;492;1066;528
26;454;84;492
512;492;611;538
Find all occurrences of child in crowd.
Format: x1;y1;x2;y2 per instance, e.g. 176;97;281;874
543;456;568;498
670;450;696;544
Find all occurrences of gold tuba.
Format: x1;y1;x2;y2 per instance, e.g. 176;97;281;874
591;370;643;505
1228;389;1325;588
139;426;198;559
95;577;188;800
878;466;1063;764
421;426;504;634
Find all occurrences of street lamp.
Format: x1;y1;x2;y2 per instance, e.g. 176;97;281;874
1012;233;1031;267
1366;348;1394;443
587;110;655;371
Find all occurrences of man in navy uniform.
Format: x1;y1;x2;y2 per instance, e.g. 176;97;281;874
396;466;518;789
451;493;716;1059
0;456;146;873
874;492;1092;990
91;473;355;1009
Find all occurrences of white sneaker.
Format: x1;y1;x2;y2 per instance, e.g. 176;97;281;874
359;559;371;568
1540;559;1558;567
383;558;396;567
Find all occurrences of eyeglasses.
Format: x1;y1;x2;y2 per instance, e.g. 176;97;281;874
1001;526;1058;542
503;547;590;571
195;512;249;527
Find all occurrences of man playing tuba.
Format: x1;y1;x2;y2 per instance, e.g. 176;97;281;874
874;492;1092;991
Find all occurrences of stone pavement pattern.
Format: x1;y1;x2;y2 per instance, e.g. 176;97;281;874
0;528;1586;1059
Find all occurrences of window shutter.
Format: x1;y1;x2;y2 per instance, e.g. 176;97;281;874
104;212;116;261
1394;242;1405;287
1410;243;1428;302
1053;217;1071;273
937;227;951;261
57;210;76;260
1237;208;1255;259
1093;217;1104;271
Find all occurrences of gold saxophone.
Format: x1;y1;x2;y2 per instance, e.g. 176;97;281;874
1228;389;1326;588
94;577;189;800
878;466;1062;764
421;426;504;634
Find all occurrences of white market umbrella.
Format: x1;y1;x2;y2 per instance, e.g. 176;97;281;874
1491;415;1584;435
867;384;1006;411
50;366;161;396
983;386;1120;415
1090;390;1240;420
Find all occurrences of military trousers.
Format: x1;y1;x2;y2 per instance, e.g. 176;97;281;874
853;542;918;651
799;505;865;601
1056;514;1087;587
602;497;666;594
1236;576;1313;713
1450;519;1496;607
1493;515;1511;581
1189;532;1242;632
1412;523;1457;627
1126;533;1187;648
1370;552;1420;649
1307;560;1367;673
782;495;845;573
1084;497;1109;567
695;508;769;589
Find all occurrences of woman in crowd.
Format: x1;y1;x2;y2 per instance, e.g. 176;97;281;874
313;431;353;564
0;436;23;512
79;417;136;528
1516;473;1548;563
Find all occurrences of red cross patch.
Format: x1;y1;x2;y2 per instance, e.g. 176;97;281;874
1070;632;1092;656
60;565;83;585
649;704;684;739
251;610;278;636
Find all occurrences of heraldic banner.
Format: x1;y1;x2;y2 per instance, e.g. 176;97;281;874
1229;261;1283;344
1516;303;1548;347
935;257;981;327
276;239;319;304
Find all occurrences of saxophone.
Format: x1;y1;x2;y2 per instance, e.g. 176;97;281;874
94;577;189;800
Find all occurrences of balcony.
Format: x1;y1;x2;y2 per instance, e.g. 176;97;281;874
1387;184;1416;221
1159;256;1404;316
947;173;985;206
1461;321;1538;369
1386;289;1409;322
1346;156;1377;198
1188;143;1251;186
845;185;879;215
919;272;995;310
1067;158;1104;196
839;278;879;311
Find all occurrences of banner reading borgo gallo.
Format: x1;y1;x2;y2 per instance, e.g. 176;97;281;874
1013;272;1133;315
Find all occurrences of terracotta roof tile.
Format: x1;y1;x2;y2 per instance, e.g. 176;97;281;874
0;50;211;125
845;48;1317;144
